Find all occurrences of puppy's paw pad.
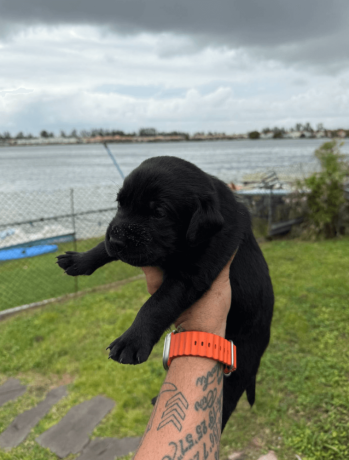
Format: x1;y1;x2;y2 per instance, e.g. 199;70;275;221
56;252;93;276
108;331;152;365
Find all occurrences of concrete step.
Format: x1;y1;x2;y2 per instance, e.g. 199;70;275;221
0;386;67;449
0;379;26;407
77;437;141;460
36;395;115;458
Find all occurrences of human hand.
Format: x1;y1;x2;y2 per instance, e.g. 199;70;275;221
141;251;236;338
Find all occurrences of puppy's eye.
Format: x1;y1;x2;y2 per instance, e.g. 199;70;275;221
153;207;166;219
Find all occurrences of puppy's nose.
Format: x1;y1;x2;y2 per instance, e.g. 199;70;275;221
109;235;126;248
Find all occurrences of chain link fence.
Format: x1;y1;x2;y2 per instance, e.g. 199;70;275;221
0;181;299;312
1;174;348;312
0;186;142;311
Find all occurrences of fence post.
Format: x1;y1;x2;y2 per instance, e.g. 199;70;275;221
268;188;273;233
70;188;78;293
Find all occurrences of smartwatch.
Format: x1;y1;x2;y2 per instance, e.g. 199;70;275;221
163;330;237;376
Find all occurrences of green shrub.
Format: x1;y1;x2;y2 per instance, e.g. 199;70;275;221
248;130;260;139
294;141;349;239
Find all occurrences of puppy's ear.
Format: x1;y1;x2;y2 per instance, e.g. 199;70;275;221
186;195;224;247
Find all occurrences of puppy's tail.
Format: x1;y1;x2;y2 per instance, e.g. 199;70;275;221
245;375;256;407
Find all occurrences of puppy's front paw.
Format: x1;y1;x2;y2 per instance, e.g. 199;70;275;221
107;328;153;365
56;251;95;276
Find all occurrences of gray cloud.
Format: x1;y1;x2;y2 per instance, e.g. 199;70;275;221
1;0;349;69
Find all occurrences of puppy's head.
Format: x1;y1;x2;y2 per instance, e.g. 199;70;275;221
105;156;224;266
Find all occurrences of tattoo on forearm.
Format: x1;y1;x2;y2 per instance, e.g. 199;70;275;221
134;382;185;457
161;383;224;460
161;365;223;459
137;364;224;460
196;363;223;391
158;388;189;432
194;388;217;411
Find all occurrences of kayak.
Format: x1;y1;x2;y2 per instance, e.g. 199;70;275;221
0;244;58;262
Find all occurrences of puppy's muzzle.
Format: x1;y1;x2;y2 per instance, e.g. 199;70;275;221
108;226;127;251
109;234;126;249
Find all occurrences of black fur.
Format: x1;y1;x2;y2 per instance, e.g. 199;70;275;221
56;156;274;430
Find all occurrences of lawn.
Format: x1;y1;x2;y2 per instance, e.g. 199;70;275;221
0;237;348;460
0;237;142;311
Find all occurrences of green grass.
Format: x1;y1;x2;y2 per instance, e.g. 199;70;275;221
0;237;142;311
0;237;348;460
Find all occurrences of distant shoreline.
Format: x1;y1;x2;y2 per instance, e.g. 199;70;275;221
0;135;337;148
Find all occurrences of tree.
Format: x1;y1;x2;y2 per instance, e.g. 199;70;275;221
273;127;284;138
316;123;324;132
80;130;90;138
111;130;125;136
248;131;260;140
304;122;314;133
139;128;157;136
16;132;24;139
296;141;349;238
40;130;49;138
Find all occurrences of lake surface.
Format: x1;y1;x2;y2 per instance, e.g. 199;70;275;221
1;138;347;236
1;138;346;193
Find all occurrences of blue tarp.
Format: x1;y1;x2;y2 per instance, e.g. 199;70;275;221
0;244;58;261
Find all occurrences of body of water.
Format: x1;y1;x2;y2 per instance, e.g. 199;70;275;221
1;138;347;238
1;138;346;193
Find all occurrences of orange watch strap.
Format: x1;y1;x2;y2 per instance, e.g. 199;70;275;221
167;331;237;374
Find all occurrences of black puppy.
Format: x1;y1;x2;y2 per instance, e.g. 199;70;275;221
57;156;274;430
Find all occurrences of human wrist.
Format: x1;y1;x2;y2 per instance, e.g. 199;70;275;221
175;322;226;338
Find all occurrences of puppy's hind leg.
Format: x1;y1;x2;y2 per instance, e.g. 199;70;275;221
56;241;117;276
245;375;256;407
221;372;247;432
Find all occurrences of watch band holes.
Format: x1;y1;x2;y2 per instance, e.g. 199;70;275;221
208;343;210;347
201;342;204;346
194;341;197;345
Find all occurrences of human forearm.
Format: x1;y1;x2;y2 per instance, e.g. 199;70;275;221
134;356;224;460
135;254;234;459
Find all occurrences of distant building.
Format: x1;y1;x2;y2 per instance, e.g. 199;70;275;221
286;131;302;139
337;129;346;138
260;132;274;139
301;131;313;138
315;131;326;138
13;137;80;146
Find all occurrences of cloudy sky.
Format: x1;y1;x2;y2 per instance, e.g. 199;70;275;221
1;0;349;135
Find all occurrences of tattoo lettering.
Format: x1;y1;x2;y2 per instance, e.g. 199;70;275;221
162;420;212;460
194;388;217;411
203;442;209;459
161;441;178;460
161;416;221;460
195;420;208;441
158;390;189;432
196;363;223;391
